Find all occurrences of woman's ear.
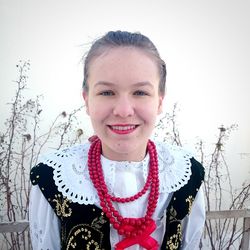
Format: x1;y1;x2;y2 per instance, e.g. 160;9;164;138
157;95;164;115
82;91;89;115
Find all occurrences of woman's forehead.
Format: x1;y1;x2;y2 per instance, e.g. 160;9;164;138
90;46;157;66
88;49;159;82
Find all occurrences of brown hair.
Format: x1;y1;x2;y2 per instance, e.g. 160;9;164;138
83;31;166;95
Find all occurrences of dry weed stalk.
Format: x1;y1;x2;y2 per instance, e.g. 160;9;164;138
0;61;84;249
197;126;250;249
154;110;249;249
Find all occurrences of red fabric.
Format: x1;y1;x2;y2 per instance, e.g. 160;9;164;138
115;219;158;250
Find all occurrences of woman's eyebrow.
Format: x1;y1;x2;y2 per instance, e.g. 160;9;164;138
93;81;154;88
93;81;115;88
133;81;154;88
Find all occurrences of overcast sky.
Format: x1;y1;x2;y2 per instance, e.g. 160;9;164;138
0;0;249;186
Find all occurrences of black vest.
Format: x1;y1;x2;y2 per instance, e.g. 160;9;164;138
30;157;204;250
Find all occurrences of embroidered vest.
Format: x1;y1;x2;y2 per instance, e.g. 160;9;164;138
30;157;204;250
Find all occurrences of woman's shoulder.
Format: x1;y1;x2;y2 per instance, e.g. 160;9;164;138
154;140;204;193
155;140;203;169
35;141;91;168
30;141;98;205
30;142;90;179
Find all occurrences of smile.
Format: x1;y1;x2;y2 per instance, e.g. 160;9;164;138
108;124;138;135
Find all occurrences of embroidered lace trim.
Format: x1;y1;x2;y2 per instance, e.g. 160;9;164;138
39;141;193;205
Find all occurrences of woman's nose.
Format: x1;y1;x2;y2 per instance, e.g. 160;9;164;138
113;96;135;117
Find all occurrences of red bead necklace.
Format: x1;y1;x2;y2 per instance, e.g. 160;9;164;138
88;137;160;249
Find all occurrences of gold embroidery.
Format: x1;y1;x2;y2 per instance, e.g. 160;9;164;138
66;214;107;250
86;239;100;250
166;224;182;250
52;194;72;217
185;195;194;214
69;241;77;248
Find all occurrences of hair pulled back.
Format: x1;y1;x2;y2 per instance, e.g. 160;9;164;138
83;31;166;95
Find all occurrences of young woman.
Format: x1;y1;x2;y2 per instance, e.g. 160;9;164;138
29;31;205;250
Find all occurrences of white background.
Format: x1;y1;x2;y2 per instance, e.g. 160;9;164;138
0;0;249;187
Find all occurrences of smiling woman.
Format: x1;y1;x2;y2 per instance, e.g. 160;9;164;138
83;47;163;161
29;31;205;250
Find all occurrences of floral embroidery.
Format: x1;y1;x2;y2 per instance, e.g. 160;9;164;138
52;194;72;217
166;224;182;250
65;213;107;250
185;195;194;214
86;239;101;250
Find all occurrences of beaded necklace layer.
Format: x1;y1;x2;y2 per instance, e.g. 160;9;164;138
88;137;160;250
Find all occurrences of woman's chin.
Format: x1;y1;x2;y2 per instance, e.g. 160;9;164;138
101;140;147;162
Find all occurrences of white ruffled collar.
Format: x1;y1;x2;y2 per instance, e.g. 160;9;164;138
40;141;193;205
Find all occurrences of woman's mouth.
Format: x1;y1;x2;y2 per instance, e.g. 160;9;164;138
108;124;138;135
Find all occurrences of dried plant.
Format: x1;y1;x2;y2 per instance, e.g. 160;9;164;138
153;103;182;146
196;125;250;249
0;61;85;249
154;108;250;249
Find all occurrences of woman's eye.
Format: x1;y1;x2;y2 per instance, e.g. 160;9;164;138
99;91;114;96
134;90;148;96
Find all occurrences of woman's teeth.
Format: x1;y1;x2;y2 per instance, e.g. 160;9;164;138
111;125;136;131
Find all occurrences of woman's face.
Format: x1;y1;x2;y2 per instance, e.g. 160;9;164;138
83;47;164;161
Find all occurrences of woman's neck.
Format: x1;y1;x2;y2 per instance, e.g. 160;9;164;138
101;145;148;162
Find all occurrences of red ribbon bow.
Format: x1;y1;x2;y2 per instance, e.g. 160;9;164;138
115;219;159;250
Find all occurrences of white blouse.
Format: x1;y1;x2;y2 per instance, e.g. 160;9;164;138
29;141;205;250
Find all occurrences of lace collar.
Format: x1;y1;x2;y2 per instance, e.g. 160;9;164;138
39;141;193;205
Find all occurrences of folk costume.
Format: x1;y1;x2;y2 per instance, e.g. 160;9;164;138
29;139;205;250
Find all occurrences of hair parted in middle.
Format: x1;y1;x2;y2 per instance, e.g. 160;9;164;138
82;30;167;96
